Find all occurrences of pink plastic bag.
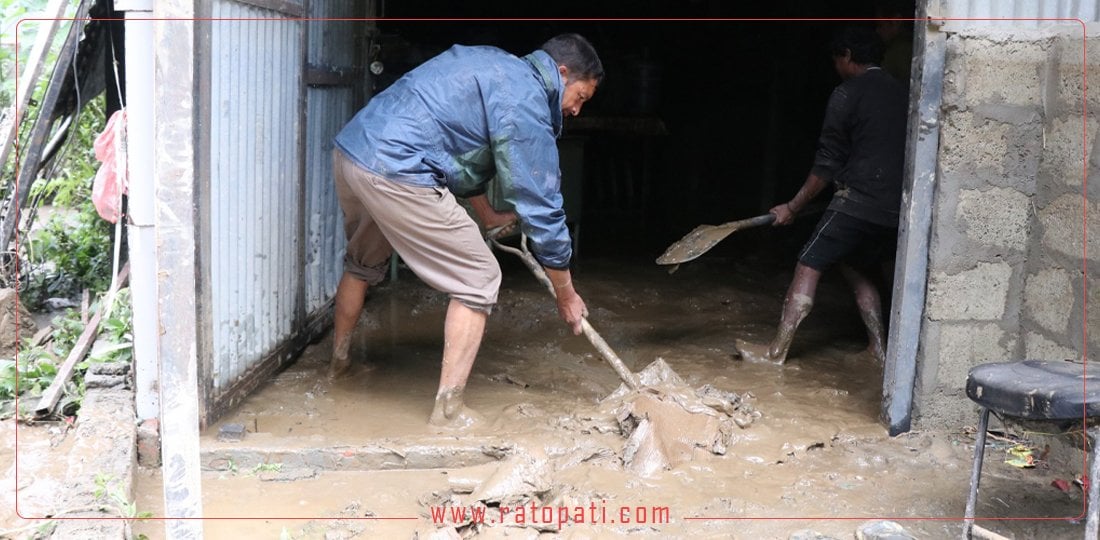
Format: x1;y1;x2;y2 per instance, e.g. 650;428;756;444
92;109;128;223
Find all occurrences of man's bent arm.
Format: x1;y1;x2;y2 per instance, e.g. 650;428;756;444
771;172;829;225
788;172;829;213
467;193;517;233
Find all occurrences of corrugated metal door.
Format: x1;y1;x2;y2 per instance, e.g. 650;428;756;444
304;2;369;314
196;0;369;424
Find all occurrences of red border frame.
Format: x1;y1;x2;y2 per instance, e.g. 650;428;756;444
6;15;1091;531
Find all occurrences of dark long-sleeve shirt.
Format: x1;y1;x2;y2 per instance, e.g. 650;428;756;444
812;67;908;227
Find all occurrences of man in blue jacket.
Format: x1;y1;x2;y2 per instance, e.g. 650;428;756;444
735;26;906;366
330;34;602;427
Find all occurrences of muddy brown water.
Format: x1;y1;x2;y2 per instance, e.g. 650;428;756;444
2;255;1088;539
152;256;1092;538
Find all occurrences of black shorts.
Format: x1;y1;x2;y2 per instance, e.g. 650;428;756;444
798;210;898;272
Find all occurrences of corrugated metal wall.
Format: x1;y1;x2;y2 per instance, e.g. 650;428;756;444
304;1;366;313
208;1;304;395
939;0;1100;28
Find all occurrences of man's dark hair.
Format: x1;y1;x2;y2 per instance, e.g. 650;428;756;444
830;25;885;65
541;33;604;83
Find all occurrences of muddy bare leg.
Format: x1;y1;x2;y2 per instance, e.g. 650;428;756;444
736;263;820;364
330;272;369;379
429;299;488;427
840;264;886;364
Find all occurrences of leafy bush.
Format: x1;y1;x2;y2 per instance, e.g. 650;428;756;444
23;201;114;308
18;92;112;309
0;288;133;418
0;2;129;422
30;95;106;205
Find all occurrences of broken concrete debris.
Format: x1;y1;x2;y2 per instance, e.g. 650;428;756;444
216;422;247;442
603;357;760;476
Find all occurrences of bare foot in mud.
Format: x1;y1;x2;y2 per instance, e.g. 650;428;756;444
327;357;377;380
734;338;786;365
428;388;486;429
429;405;486;430
328;355;352;379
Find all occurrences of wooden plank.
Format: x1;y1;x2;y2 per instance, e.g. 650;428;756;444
0;0;70;179
0;0;92;252
34;262;130;417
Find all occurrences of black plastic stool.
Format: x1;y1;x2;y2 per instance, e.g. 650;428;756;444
964;360;1100;539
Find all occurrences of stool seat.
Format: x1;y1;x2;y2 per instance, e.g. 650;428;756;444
966;360;1100;420
964;359;1100;539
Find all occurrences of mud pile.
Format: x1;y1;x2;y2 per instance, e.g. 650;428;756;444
598;358;760;476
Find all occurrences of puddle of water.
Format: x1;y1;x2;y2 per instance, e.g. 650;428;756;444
133;468;452;539
1;420;75;526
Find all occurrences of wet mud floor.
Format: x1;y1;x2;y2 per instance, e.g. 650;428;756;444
122;254;1087;539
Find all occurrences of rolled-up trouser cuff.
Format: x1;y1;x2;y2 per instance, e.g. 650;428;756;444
344;256;391;286
455;297;494;315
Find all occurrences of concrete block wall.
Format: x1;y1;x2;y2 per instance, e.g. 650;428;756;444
913;28;1096;430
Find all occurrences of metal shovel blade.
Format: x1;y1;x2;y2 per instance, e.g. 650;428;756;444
656;213;776;265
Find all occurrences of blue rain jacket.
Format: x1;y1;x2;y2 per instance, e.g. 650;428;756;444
335;45;572;269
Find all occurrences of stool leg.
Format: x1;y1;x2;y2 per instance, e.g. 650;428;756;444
1087;427;1100;540
964;408;991;538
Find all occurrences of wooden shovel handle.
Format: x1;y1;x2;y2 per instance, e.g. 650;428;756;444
715;212;776;232
490;236;640;390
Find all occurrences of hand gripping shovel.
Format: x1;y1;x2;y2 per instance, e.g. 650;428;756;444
488;232;640;391
656;213;776;270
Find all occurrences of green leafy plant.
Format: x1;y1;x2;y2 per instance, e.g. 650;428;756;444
9;87;110;307
93;472;152;519
28;94;106;206
0;345;56;396
86;288;133;364
250;462;283;475
22;201;114;309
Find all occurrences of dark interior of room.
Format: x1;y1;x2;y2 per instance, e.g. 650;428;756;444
374;0;916;265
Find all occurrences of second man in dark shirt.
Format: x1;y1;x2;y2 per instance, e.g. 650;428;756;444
734;25;908;366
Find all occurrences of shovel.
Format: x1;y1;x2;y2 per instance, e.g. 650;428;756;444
487;230;761;475
656;213;776;270
488;232;640;390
